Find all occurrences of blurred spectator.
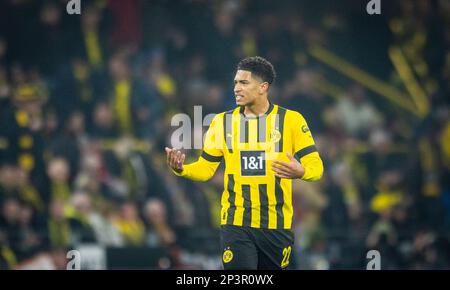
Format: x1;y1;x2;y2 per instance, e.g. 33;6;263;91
0;197;21;250
52;58;106;125
282;69;327;132
0;161;44;213
46;199;71;248
143;198;176;248
145;49;177;110
107;51;157;138
90;101;118;138
47;111;84;181
36;1;66;76
14;202;44;261
335;84;382;137
112;202;145;246
65;191;97;245
205;3;240;83
103;136;149;201
88;200;124;247
46;157;71;202
71;2;109;70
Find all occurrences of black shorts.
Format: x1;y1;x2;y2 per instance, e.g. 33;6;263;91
220;225;295;270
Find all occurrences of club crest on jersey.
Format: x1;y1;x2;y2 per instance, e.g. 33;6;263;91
223;248;233;263
270;129;281;143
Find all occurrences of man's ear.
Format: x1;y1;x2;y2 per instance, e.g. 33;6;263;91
259;82;269;94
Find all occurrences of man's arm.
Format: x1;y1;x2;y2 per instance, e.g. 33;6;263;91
271;111;324;180
297;151;323;181
165;147;222;182
165;114;224;182
271;151;323;181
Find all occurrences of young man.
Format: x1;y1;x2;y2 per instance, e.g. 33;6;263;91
165;56;324;270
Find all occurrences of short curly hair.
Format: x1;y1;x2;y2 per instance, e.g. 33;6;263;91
237;56;276;85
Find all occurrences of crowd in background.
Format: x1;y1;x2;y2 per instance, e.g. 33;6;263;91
0;0;449;269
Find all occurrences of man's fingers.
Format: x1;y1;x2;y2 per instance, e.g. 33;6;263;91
170;150;177;168
272;161;291;172
165;147;172;162
165;147;184;172
272;165;291;176
273;160;291;170
274;172;290;179
175;151;182;168
168;150;184;169
166;147;178;167
272;161;295;178
273;160;289;166
275;171;291;179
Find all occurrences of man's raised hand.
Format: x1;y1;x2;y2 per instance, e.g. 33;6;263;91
165;147;186;173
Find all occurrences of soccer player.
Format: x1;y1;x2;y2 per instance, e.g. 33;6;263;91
165;56;324;270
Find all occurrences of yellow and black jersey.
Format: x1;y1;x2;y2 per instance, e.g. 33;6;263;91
174;103;323;230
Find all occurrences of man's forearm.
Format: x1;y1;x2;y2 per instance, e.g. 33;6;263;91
300;153;324;181
173;156;221;181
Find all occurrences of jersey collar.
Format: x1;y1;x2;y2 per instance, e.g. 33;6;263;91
239;102;275;119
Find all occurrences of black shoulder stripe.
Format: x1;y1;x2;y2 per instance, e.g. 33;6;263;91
201;151;223;162
294;145;317;160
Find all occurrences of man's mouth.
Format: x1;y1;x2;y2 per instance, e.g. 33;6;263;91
235;95;243;101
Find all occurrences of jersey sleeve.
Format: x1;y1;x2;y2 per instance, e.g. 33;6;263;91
292;112;324;181
173;113;223;181
202;113;224;159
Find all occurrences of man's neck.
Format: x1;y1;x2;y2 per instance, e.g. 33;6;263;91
243;99;270;117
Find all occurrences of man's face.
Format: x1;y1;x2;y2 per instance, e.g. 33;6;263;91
233;70;267;106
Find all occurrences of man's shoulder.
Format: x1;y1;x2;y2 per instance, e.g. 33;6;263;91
224;107;240;114
206;109;236;127
210;111;227;122
278;106;305;121
215;107;239;118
